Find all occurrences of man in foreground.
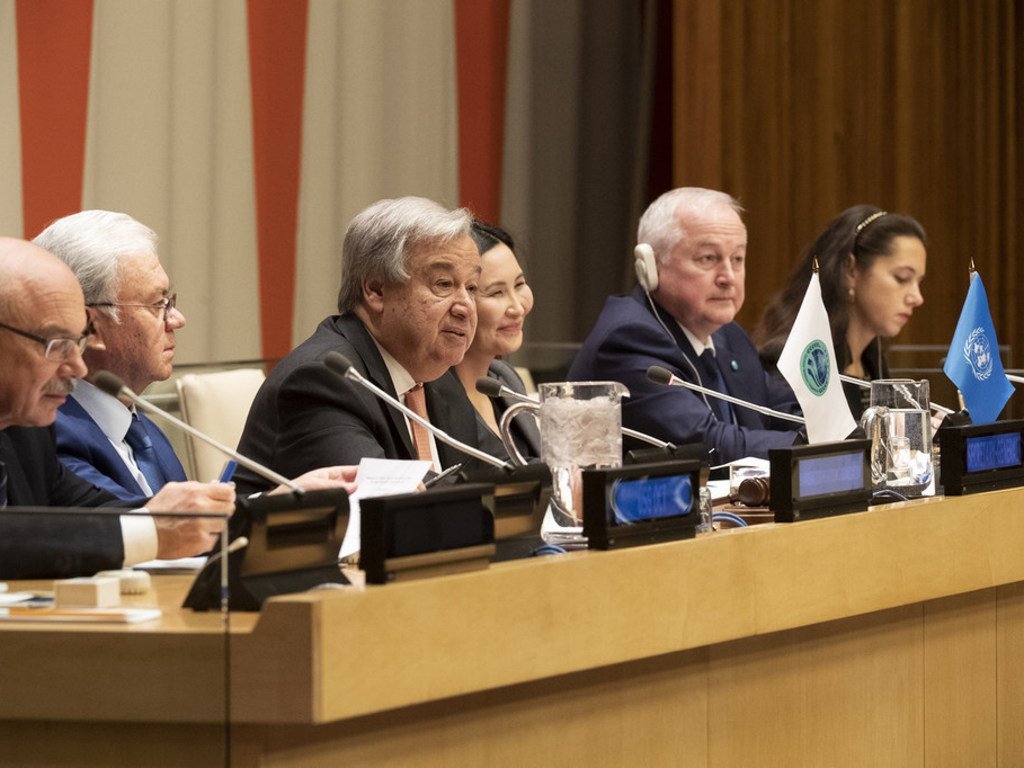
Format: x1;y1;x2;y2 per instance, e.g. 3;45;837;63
0;237;233;577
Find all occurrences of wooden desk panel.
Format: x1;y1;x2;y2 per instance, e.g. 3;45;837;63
1;489;1023;766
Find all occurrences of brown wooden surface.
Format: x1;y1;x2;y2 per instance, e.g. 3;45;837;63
3;489;1024;765
672;0;1023;413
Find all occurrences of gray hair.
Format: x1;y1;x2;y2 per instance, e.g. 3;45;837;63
637;188;744;264
33;210;158;321
337;197;473;313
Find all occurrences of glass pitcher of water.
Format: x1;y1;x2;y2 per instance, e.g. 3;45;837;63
500;381;628;545
859;378;933;497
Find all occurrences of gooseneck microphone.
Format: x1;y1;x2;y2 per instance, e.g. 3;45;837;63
837;373;955;415
93;371;304;494
323;352;512;470
646;365;807;424
475;377;678;450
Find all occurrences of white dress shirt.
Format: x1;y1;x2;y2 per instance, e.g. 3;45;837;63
677;322;719;359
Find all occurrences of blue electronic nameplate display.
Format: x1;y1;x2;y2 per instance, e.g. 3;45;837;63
966;432;1022;473
610;474;693;524
797;452;865;499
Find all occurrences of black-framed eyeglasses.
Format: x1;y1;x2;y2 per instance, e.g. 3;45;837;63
89;293;177;323
0;320;95;362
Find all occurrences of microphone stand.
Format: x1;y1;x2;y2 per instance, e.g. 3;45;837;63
325;353;512;470
93;371;304;494
476;378;676;449
838;374;955;415
647;366;806;424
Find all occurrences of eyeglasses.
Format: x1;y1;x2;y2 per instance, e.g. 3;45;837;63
89;293;177;323
0;320;95;362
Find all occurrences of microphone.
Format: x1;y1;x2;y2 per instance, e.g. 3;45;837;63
92;371;304;494
474;377;678;450
323;352;512;470
646;365;806;425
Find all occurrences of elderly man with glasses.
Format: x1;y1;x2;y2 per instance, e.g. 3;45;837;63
0;236;237;578
34;211;190;501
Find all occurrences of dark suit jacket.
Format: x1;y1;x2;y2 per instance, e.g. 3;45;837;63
475;360;541;461
55;396;185;502
0;425;124;578
567;287;802;463
234;314;490;494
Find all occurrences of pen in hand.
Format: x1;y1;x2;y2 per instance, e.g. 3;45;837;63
215;460;238;484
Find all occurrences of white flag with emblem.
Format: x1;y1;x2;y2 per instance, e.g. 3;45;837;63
777;272;857;443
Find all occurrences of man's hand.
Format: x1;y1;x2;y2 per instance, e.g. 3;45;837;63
149;481;235;559
269;465;359;495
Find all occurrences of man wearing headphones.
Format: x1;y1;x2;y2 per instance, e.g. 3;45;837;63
568;187;802;463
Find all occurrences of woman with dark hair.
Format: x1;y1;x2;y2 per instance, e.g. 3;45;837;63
454;220;540;459
756;205;927;417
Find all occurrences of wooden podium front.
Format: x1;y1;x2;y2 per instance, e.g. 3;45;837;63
2;488;1024;766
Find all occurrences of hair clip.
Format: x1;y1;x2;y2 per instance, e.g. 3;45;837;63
854;210;888;235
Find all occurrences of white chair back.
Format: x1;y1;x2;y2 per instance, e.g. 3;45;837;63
176;368;266;481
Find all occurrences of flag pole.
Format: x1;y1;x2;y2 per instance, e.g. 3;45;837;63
951;259;977;407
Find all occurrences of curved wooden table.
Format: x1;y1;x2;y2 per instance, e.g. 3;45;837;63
2;488;1022;766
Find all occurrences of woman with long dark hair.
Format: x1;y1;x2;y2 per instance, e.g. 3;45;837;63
757;205;927;417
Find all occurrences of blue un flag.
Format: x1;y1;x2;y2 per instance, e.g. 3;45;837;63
943;273;1015;423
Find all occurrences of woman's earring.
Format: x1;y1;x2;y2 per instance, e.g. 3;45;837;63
848;286;855;302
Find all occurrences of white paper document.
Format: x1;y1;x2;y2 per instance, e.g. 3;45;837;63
0;592;37;606
338;458;432;559
711;456;770;473
133;557;206;572
0;607;161;624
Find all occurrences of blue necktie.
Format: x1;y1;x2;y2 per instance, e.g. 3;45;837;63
125;414;166;493
698;349;734;424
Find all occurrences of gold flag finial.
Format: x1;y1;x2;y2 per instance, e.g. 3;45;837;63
812;256;819;273
969;258;976;278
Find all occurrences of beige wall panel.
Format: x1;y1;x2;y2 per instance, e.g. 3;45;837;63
82;0;259;365
922;590;997;766
293;0;459;343
247;652;709;767
998;583;1024;763
708;606;924;766
0;0;23;239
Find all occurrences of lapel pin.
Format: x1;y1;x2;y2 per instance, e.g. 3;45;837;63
730;360;739;371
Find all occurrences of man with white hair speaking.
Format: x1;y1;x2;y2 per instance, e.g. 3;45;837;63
235;196;487;493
